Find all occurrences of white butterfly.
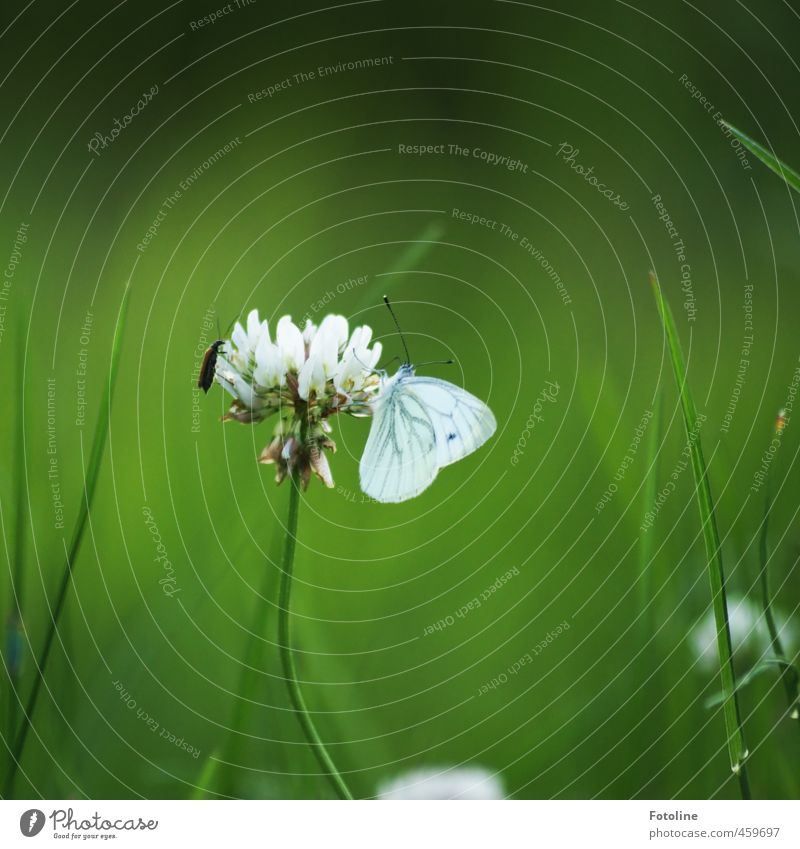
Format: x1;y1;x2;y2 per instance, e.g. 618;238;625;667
359;363;497;503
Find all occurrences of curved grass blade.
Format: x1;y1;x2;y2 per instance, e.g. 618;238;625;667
638;391;662;637
758;489;800;720
721;123;800;195
649;272;750;796
3;283;132;797
705;658;796;709
6;308;29;745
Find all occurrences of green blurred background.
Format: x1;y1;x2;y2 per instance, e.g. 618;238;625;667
1;0;799;799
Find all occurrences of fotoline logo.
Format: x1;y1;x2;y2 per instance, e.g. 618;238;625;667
19;809;46;837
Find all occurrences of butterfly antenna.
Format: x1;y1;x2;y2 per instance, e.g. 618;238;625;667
415;359;455;368
383;295;411;364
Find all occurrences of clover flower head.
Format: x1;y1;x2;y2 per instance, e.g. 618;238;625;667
377;765;505;800
690;594;797;673
214;310;382;488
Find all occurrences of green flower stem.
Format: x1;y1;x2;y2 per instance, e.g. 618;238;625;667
3;284;131;798
277;471;353;800
758;487;800;721
650;272;751;799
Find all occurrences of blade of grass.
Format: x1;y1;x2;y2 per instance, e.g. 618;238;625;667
6;308;28;745
3;283;132;797
218;498;296;798
758;488;800;721
649;272;751;797
635;391;662;729
721;123;800;195
191;747;222;800
356;220;445;311
704;658;793;709
638;391;662;637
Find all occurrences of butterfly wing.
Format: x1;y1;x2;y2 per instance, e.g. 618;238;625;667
359;380;439;503
404;377;496;468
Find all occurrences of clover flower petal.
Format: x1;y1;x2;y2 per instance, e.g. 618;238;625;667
347;325;372;352
314;314;349;353
302;318;318;346
277;316;305;372
254;334;283;387
378;766;505;800
231;320;249;355
297;351;327;400
246;308;266;349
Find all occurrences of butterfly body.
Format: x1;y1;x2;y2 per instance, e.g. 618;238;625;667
359;363;496;503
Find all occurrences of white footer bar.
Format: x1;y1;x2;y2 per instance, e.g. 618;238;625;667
1;799;797;848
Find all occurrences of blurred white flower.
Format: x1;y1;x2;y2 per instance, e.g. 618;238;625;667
214;310;382;488
690;594;797;673
377;765;505;800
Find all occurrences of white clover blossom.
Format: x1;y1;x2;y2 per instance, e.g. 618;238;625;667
377;765;505;800
690;594;797;674
215;310;382;488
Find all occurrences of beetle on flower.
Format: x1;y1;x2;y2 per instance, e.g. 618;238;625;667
214;310;382;489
